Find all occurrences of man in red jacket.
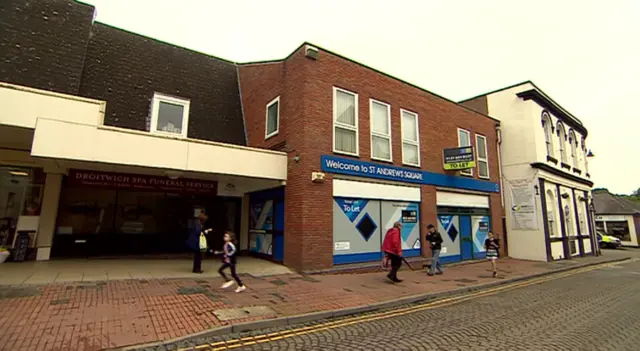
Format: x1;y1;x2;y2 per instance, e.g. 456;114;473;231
382;221;403;283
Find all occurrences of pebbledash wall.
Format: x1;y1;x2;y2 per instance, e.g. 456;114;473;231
239;45;503;270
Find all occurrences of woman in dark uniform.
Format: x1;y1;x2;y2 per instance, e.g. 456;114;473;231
186;209;212;273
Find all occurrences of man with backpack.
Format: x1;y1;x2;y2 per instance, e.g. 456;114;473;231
382;221;403;283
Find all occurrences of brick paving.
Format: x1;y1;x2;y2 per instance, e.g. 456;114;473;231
0;253;627;351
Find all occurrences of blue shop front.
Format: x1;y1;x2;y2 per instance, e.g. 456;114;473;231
321;155;500;265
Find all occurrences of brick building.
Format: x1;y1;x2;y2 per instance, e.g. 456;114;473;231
0;0;502;270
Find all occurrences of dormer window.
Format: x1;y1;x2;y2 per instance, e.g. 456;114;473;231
150;93;190;138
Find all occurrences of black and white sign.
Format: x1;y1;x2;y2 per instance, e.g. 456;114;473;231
508;179;538;230
401;210;418;223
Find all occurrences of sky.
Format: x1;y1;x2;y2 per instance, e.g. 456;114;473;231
82;0;640;195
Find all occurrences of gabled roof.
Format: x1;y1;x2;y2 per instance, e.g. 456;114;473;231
459;81;587;136
593;189;640;215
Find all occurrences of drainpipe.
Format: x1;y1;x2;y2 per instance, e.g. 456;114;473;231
496;125;504;208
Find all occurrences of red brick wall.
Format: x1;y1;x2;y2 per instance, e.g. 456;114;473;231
240;46;503;270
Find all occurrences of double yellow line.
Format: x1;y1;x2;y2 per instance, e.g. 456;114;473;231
181;260;624;351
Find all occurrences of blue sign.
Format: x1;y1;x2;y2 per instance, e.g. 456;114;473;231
335;198;368;222
321;155;499;193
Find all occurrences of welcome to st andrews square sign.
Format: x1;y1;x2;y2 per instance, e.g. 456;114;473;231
320;155;499;193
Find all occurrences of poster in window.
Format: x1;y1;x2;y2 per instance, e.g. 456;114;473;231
401;210;417;223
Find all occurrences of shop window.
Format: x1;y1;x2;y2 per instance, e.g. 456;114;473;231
595;221;604;232
545;189;558;237
265;96;280;139
475;134;489;179
542;111;555;157
150;92;190;138
557;122;567;164
604;221;631;241
401;109;420;166
458;128;473;176
0;167;45;247
333;87;359;156
370;99;392;161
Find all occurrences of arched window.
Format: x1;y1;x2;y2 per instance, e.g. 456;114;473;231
582;138;589;173
557;123;567;163
546;189;558;237
568;130;578;168
542;112;554;157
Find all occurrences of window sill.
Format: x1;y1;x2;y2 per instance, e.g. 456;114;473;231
265;131;279;140
150;130;188;139
560;162;571;170
546;155;558;164
402;162;421;169
572;168;582;175
478;175;491;180
333;150;360;158
372;157;394;164
549;237;564;242
459;172;474;178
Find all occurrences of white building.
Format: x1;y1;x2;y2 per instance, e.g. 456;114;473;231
460;81;596;261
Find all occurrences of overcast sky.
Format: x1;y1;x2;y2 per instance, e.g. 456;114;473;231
82;0;639;195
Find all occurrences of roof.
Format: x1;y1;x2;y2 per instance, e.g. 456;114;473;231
458;81;586;136
592;189;640;215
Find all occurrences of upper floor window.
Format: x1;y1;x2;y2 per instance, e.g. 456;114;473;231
542;111;554;157
151;93;190;138
265;96;280;139
333;87;359;156
458;128;473;176
475;134;489;179
370;99;392;161
582;138;589;173
556;122;567;163
401;109;420;166
568;130;578;168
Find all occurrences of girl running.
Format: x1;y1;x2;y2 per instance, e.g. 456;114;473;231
216;232;246;292
484;231;500;277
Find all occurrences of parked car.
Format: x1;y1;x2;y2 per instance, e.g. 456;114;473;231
597;231;622;249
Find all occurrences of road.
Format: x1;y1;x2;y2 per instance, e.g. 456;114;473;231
186;253;640;351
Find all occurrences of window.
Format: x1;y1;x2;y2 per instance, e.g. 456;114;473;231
150;93;190;138
568;130;578;168
458;128;472;176
333;87;358;155
542;112;554;157
401;109;420;166
556;123;567;163
563;202;573;235
577;202;587;234
582;138;589;173
370;99;392;161
475;134;489;179
545;190;558;237
604;221;631;241
265;96;280;139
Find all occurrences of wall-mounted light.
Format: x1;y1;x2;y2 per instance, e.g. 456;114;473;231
586;149;595;157
292;155;300;163
534;185;539;196
561;192;570;199
9;171;29;177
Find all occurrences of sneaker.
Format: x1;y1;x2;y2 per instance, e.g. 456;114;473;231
436;271;443;275
221;281;234;289
493;271;498;278
427;272;434;276
235;285;246;293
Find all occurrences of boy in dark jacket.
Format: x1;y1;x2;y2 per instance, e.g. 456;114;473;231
382;221;403;283
426;224;443;276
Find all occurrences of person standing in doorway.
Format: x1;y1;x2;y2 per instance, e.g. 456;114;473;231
484;231;500;277
382;221;403;283
216;232;246;292
426;224;443;276
187;209;212;274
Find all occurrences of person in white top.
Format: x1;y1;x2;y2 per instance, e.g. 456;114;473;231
215;232;246;292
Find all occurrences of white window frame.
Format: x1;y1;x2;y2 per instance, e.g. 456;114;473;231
568;130;578;168
475;134;489;179
369;99;392;162
457;128;473;176
332;87;359;156
150;92;190;138
542;112;554;157
265;96;280;139
400;109;420;167
557;123;567;163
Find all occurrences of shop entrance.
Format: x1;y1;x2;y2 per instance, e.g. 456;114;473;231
437;207;491;263
51;170;241;258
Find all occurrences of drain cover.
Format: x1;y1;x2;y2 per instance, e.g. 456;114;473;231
212;306;277;321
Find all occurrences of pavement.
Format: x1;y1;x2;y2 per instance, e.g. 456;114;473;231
0;250;633;351
202;252;640;351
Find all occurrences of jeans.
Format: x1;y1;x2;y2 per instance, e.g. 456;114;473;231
429;249;443;274
219;261;243;286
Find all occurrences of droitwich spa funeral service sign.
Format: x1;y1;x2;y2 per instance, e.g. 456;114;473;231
442;147;475;170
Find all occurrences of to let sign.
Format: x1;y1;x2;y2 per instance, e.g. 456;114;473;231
67;170;218;194
443;147;475;170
